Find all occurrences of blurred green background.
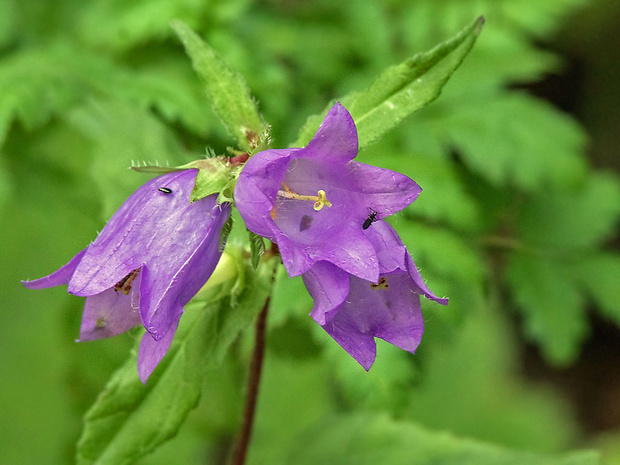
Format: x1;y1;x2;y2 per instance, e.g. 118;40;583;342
1;0;619;464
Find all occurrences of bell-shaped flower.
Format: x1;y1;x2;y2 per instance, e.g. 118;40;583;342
302;220;447;369
23;170;230;383
234;103;421;283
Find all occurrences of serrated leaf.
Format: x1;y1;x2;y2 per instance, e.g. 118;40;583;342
518;172;620;250
69;100;187;220
396;221;484;287
76;258;276;465
362;142;481;230
171;20;269;152
573;253;620;326
507;253;587;365
445;92;587;190
282;413;600;465
293;16;483;149
78;0;207;52
0;46;83;136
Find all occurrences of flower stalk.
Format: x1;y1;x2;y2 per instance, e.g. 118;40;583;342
229;295;270;465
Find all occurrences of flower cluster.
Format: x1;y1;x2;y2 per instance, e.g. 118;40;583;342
24;103;445;381
23;170;230;383
235;104;446;369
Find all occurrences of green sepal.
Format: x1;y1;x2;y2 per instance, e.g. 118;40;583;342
293;16;483;150
170;20;270;153
76;254;278;465
249;230;266;270
178;158;235;203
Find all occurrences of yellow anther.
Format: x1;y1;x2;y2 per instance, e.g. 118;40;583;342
313;190;332;211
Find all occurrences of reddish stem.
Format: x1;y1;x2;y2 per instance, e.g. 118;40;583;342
229;297;270;465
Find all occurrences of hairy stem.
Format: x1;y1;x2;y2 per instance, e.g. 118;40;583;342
229;296;271;465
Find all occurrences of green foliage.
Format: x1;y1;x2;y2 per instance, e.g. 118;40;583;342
3;0;619;463
171;20;269;153
76;255;276;465
294;17;483;149
280;413;600;465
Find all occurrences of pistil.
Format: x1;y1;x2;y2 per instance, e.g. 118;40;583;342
277;185;333;211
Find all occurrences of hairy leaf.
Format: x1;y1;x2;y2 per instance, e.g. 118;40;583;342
507;253;588;365
293;16;483;149
171;20;269;153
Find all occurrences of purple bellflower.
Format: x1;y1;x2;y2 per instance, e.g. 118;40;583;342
303;220;447;369
23;170;230;383
234;103;421;283
235;102;446;369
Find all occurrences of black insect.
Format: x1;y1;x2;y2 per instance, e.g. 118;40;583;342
158;187;173;194
362;209;378;230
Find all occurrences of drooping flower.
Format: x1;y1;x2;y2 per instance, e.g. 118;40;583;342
303;220;447;369
234;103;421;283
23;170;230;383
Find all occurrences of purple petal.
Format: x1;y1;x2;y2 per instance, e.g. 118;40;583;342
275;222;379;281
347;162;422;219
363;220;407;274
302;261;350;325
68;170;213;296
303;103;358;163
78;274;142;341
22;249;86;289
234;149;292;239
137;311;182;384
139;202;230;339
365;221;448;304
406;254;449;305
322;271;425;370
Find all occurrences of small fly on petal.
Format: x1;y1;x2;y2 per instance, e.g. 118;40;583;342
158;187;173;194
362;209;378;230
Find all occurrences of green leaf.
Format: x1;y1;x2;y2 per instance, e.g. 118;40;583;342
444;92;587;190
69;100;187;220
171;20;269;152
361;141;481;230
507;253;587;365
517;172;620;250
281;413;600;465
76;259;276;465
0;46;83;137
573;253;620;326
293;16;483;149
249;230;265;270
77;0;208;52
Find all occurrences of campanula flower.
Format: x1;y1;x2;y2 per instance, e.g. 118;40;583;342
303;221;447;369
23;170;230;383
234;103;421;283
